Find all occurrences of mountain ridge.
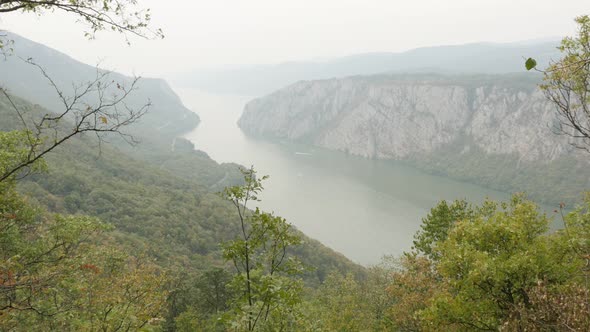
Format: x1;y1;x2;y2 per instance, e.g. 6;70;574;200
1;32;200;140
173;40;561;96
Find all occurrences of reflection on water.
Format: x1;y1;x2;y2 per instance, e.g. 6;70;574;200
177;88;551;265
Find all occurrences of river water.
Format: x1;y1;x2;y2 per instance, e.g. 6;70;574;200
177;88;522;265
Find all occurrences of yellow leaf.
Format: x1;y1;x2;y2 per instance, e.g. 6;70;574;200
99;116;107;124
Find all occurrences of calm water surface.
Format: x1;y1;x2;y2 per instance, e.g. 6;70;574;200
177;88;531;265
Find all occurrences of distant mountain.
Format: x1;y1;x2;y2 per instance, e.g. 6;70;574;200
173;40;561;96
0;32;199;139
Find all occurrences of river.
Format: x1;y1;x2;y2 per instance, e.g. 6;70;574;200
176;88;527;265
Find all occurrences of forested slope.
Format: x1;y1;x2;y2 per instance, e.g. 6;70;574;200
0;87;360;285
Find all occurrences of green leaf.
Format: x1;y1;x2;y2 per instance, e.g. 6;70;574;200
525;58;537;71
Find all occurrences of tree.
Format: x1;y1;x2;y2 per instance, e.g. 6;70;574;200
314;273;375;331
420;195;582;331
0;1;169;329
387;254;440;332
0;0;162;43
220;167;304;331
503;282;590;331
387;194;590;330
526;15;590;151
163;268;234;332
69;250;169;331
0;160;168;330
412;199;474;261
310;262;396;332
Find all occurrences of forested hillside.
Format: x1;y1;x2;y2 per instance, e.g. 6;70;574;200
0;86;360;273
0;78;362;331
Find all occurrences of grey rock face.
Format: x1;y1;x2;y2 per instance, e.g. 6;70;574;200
238;75;578;163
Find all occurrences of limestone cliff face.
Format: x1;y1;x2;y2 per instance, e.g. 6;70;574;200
238;75;577;164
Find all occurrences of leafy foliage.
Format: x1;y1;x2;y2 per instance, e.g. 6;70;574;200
220;168;304;331
388;194;590;331
387;254;439;331
309;264;396;332
525;57;537;71
412;199;474;261
0;142;167;331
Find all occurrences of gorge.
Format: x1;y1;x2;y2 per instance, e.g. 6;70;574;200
238;74;590;205
179;89;541;265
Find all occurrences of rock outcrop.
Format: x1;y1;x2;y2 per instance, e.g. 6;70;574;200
239;74;575;162
238;74;589;203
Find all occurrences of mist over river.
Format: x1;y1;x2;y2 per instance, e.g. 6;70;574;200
176;88;537;265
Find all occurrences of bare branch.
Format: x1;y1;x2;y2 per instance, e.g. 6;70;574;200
0;0;163;41
0;59;150;183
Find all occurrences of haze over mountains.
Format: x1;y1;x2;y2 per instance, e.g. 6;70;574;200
3;30;575;207
173;40;561;95
2;31;576;215
3;14;590;329
0;31;579;261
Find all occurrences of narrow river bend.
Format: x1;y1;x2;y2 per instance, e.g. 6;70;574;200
177;88;520;265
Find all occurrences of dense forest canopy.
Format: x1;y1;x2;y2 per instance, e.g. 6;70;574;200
1;2;589;331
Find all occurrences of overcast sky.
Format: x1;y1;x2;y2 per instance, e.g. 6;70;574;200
0;0;588;77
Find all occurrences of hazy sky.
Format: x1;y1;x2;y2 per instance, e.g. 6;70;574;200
0;0;588;76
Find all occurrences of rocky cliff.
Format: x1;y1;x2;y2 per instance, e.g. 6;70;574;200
239;74;589;204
